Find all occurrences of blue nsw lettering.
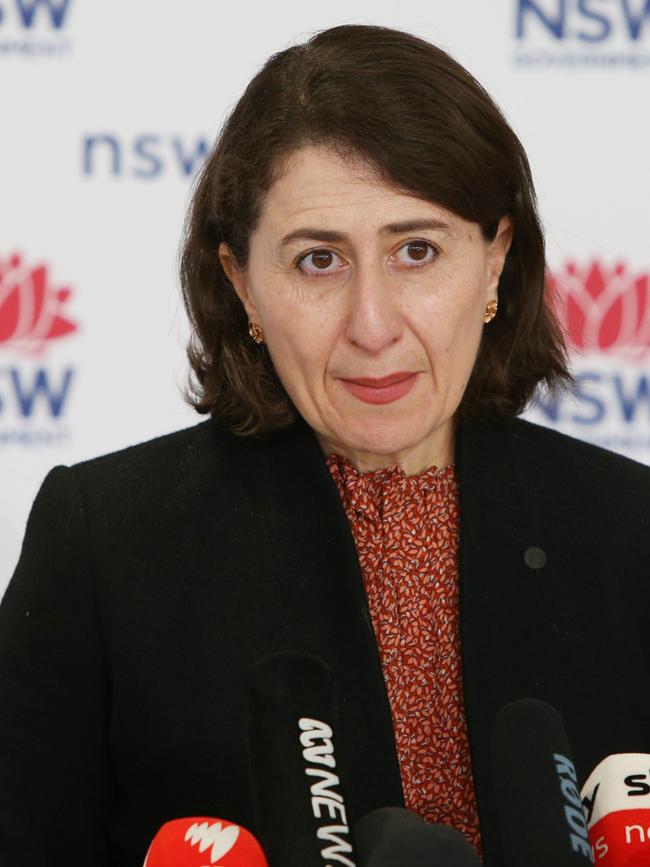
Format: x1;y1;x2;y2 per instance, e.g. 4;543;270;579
516;0;650;42
82;133;210;179
0;0;72;29
534;370;650;425
0;368;75;418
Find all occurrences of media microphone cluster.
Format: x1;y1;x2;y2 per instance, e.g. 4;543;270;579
142;652;643;866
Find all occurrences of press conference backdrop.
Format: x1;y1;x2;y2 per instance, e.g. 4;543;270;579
1;0;649;594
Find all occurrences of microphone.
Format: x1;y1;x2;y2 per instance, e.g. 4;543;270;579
142;816;268;866
248;651;358;867
492;698;593;866
581;753;650;864
353;806;482;865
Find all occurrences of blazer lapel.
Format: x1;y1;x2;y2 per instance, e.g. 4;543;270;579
456;417;544;864
236;417;405;824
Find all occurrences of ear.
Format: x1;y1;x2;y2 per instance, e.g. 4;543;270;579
485;216;513;303
218;242;261;323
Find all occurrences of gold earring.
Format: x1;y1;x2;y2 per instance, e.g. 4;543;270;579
248;322;265;344
484;300;498;324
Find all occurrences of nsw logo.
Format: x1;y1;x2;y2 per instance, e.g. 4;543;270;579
548;259;650;361
513;0;650;68
0;252;77;446
0;0;73;57
82;132;210;180
527;257;650;464
0;252;77;353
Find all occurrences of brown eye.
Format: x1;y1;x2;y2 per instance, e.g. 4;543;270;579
394;240;437;267
297;248;344;276
312;251;334;269
406;242;429;261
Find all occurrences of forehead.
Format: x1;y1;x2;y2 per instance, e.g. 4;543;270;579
256;145;461;237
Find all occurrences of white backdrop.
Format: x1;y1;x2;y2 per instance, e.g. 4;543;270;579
2;0;649;594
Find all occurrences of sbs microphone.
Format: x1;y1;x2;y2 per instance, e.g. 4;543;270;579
353;806;482;866
143;816;268;866
248;651;358;867
581;753;650;865
492;699;593;866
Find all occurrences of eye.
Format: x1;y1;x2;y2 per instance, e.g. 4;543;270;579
296;248;346;276
393;240;438;266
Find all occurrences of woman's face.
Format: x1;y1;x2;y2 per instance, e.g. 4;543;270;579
220;145;511;472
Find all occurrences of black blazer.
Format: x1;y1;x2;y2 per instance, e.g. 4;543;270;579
1;414;649;867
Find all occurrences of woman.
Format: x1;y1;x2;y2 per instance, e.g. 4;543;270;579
1;23;649;867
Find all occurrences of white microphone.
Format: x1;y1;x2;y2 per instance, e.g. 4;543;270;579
581;753;650;864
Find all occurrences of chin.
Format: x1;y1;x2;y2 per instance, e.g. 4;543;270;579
338;418;437;459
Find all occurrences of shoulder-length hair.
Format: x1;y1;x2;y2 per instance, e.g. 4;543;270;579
180;24;571;436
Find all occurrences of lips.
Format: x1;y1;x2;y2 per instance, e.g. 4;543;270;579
340;371;418;405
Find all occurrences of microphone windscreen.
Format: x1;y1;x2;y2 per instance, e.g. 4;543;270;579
492;699;593;866
353;807;482;866
248;651;357;867
143;817;268;866
581;753;650;866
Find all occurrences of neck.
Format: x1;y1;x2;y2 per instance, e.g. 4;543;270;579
316;425;455;476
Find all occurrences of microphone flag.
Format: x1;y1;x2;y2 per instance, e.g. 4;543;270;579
581;753;650;866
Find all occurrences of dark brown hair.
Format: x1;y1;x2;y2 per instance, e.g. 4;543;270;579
180;23;571;435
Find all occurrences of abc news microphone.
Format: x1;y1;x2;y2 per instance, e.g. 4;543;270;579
248;651;483;866
248;651;359;866
581;753;650;865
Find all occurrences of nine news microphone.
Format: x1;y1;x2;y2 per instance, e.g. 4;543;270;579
248;651;358;867
493;699;594;866
581;753;650;865
354;806;482;866
143;816;268;866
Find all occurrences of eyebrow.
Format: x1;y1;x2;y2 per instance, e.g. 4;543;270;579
277;219;454;251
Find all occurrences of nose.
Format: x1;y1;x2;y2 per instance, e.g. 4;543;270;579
343;261;403;353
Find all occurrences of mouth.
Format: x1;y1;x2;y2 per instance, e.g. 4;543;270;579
339;371;418;405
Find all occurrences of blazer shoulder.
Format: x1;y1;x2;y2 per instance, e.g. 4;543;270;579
459;415;650;527
62;416;319;530
65;417;255;523
507;416;650;488
73;418;216;474
504;418;650;531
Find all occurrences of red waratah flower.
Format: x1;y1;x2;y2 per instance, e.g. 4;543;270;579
547;260;650;361
0;253;78;353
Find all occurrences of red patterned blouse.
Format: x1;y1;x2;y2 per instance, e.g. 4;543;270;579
326;453;482;855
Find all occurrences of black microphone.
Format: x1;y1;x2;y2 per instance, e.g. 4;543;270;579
248;651;358;867
492;698;593;866
354;807;482;866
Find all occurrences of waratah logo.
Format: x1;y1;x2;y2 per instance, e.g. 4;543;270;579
547;260;650;360
0;253;78;353
185;821;240;864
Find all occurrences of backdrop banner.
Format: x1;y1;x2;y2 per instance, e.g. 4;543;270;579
1;0;649;592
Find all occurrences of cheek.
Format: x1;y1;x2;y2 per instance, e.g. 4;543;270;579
255;294;342;393
409;268;486;368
